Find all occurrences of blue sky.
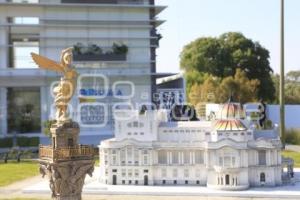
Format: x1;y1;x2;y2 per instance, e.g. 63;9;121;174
155;0;300;74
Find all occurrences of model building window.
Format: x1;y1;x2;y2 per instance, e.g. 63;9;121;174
172;169;178;177
134;150;139;165
121;169;126;177
260;172;266;182
128;169;132;177
258;150;267;165
120;149;126;165
134;169;139;177
158;150;167;164
172;151;179;164
161;168;167;177
127;147;133;164
143;155;148;165
184;169;189;178
183;151;190;164
195;150;204;164
7;87;41;133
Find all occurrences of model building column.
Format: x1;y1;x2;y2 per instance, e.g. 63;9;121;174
0;88;7;136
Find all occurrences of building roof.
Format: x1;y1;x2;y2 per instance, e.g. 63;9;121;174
213;119;247;131
159;121;211;128
218;99;245;120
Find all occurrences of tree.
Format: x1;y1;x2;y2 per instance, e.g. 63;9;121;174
217;69;260;103
272;72;300;104
287;70;300;81
180;32;275;102
189;75;220;105
189;69;260;105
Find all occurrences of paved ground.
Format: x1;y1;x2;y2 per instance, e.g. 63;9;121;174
1;167;300;200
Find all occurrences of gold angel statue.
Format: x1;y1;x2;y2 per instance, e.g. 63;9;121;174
31;48;78;122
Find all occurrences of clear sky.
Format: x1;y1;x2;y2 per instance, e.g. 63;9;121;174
155;0;300;74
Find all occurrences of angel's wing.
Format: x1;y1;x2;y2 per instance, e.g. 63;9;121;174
31;53;64;73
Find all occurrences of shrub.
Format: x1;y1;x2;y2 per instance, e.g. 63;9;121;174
285;129;300;145
16;137;39;147
112;43;128;55
0;137;13;148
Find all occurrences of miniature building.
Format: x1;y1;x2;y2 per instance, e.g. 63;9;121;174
99;99;283;190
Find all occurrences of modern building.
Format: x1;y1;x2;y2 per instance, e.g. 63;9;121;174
99;99;284;190
0;0;183;144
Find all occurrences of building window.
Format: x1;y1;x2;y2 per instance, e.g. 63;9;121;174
260;172;266;183
122;180;125;184
8;16;39;25
135;180;138;185
162;180;166;184
7;87;41;133
173;180;177;185
9;0;39;3
185;180;188;184
258;150;267;165
144;169;149;173
196;180;200;185
112;169;117;173
128;180;132;185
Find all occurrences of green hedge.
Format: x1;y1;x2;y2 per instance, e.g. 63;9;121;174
17;137;39;147
0;137;40;148
0;137;13;148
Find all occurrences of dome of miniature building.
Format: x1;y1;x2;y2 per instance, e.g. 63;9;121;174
213;119;246;131
217;97;245;120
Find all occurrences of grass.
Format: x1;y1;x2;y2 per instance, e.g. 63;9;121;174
282;150;300;167
0;160;39;187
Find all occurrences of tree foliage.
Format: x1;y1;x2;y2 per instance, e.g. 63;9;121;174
181;32;275;102
189;69;260;105
272;71;300;104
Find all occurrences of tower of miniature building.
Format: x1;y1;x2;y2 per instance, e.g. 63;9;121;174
33;49;95;200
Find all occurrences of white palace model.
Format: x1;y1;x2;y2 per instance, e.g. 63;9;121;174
99;99;285;190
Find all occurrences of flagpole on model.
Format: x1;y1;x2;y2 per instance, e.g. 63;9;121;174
280;0;285;148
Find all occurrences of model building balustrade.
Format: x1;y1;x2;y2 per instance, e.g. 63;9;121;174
39;145;96;160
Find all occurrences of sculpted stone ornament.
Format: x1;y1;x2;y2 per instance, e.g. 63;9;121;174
33;49;95;200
